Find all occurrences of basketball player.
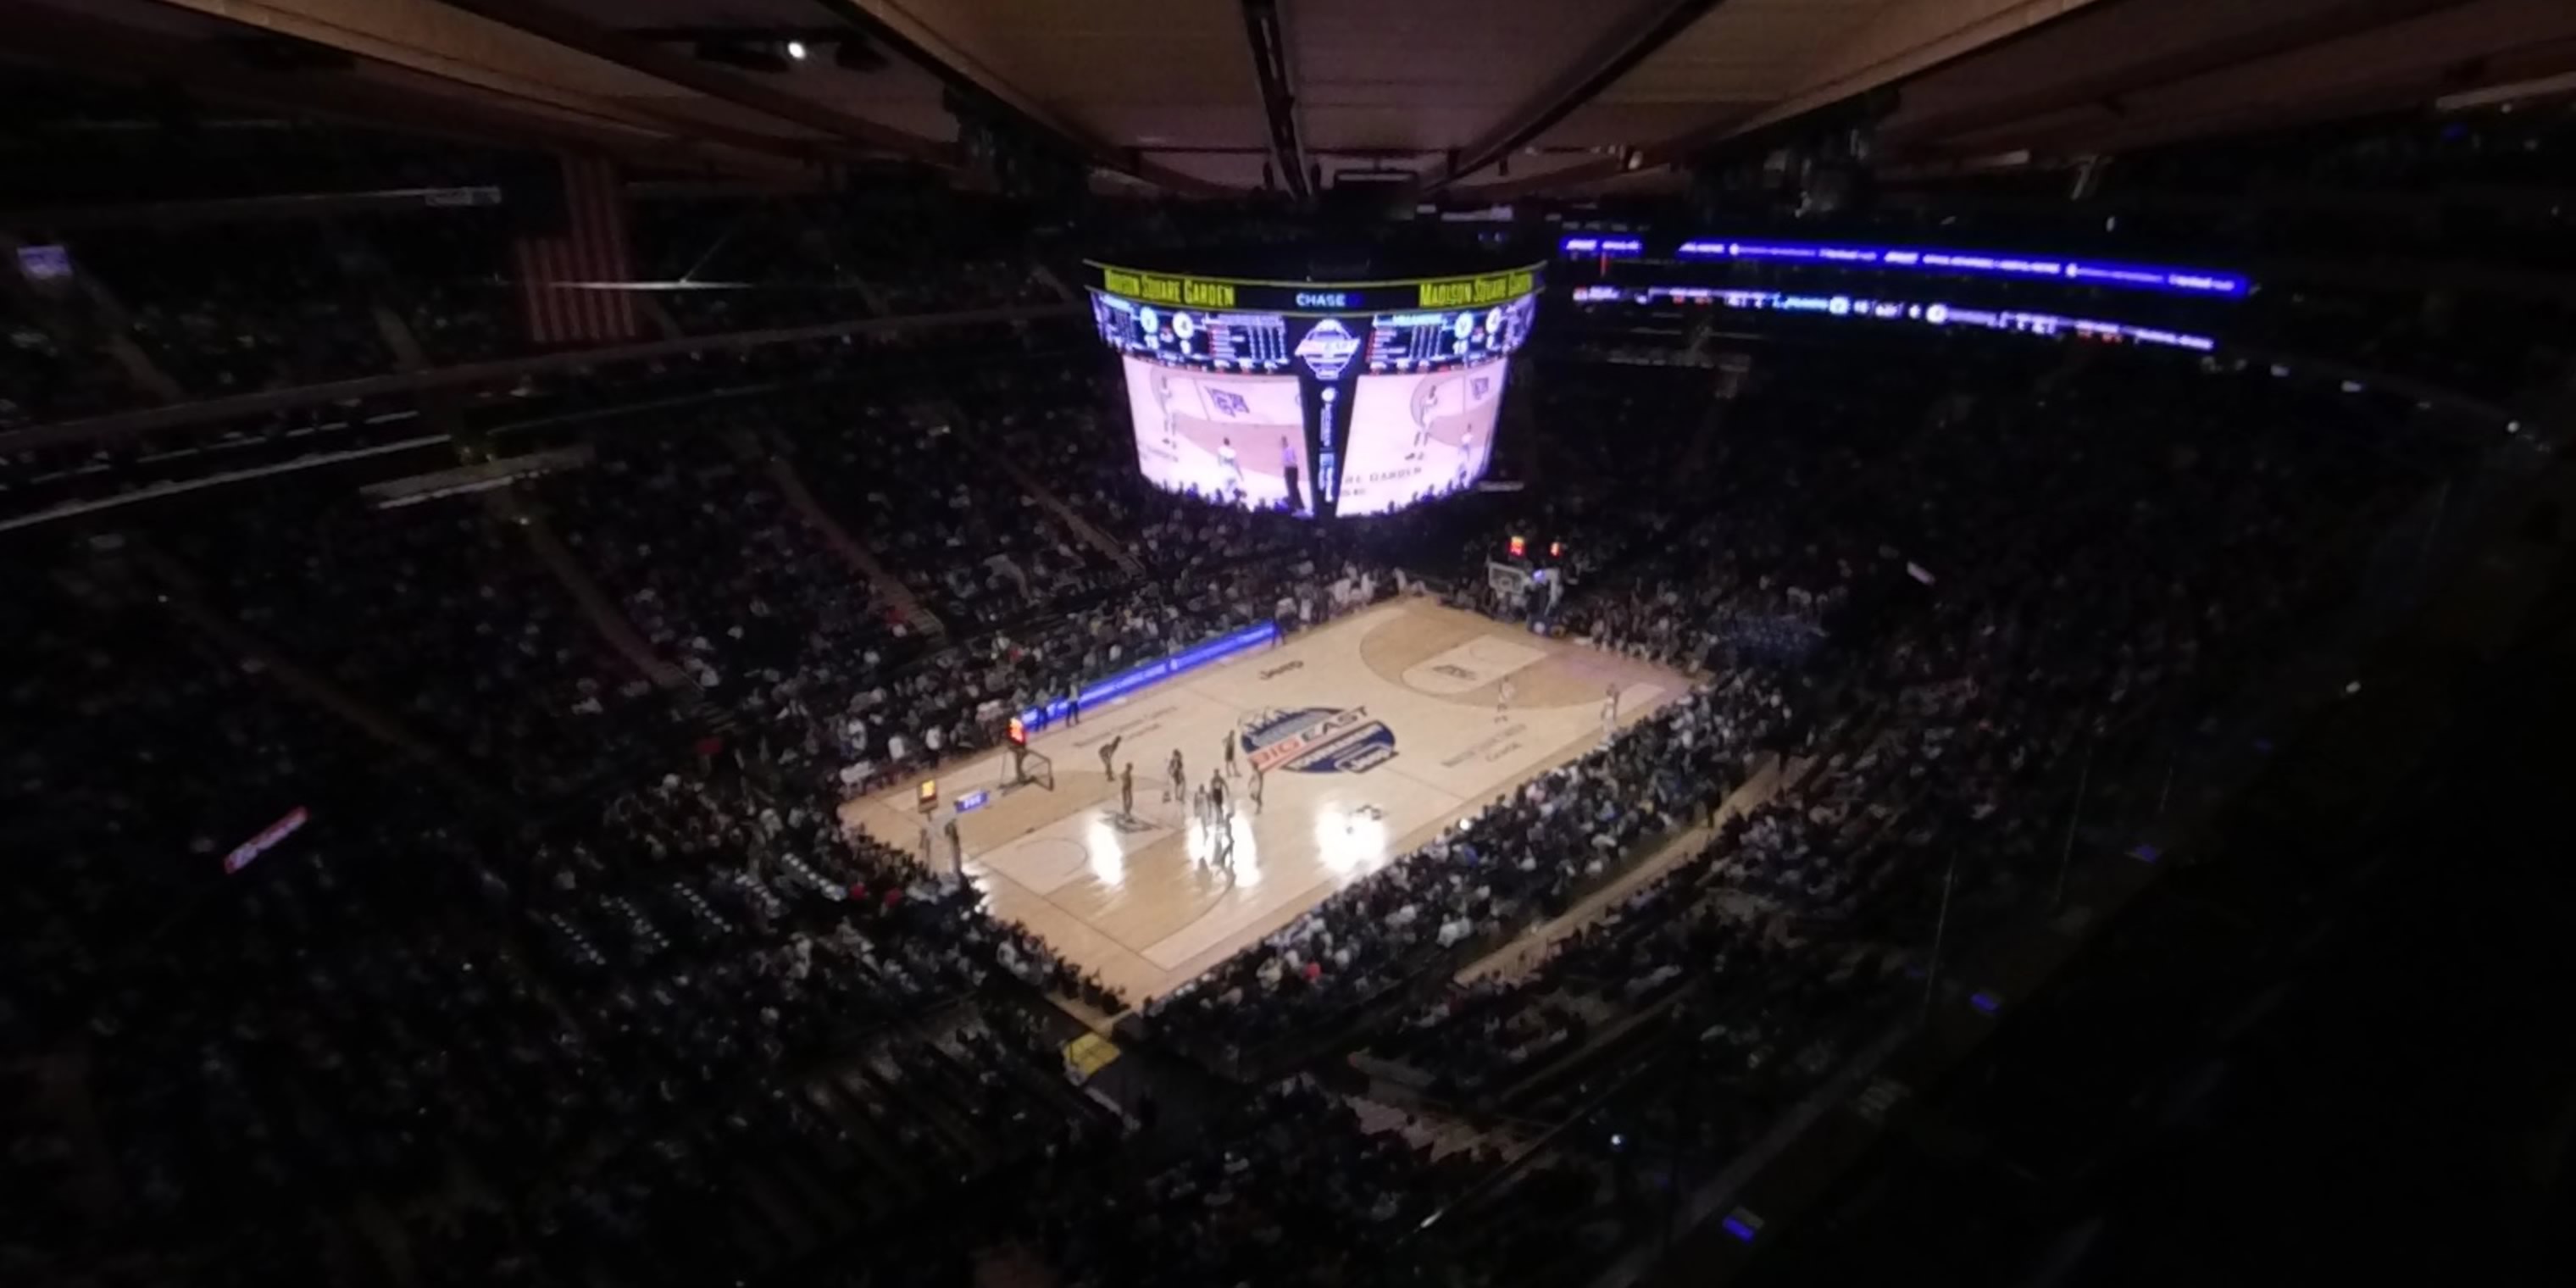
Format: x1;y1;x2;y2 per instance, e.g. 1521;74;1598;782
1119;763;1135;819
1166;748;1186;805
1154;369;1180;454
1191;781;1210;836
1221;729;1240;779
1100;733;1122;781
1496;676;1516;723
1218;436;1243;504
1602;683;1621;737
1280;436;1304;514
943;817;963;879
1248;761;1265;814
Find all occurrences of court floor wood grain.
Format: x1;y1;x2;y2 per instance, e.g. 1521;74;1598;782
841;600;1690;1007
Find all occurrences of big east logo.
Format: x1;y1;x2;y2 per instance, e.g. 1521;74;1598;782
1241;705;1399;775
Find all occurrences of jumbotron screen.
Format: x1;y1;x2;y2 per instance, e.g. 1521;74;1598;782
1084;260;1541;519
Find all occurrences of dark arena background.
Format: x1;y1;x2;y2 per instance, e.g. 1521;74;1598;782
3;5;2573;1288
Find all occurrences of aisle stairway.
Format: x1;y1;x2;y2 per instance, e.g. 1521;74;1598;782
1675;386;1729;483
1457;753;1803;987
740;428;947;638
369;302;430;371
642;1005;1119;1285
481;488;687;688
961;423;1145;577
639;294;687;340
126;540;503;808
1027;262;1076;303
55;247;185;403
0;229;181;405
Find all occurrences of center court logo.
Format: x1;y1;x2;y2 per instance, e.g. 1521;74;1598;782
1241;705;1398;774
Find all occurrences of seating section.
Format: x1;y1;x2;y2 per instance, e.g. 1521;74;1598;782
0;156;2528;1288
69;223;397;394
780;386;1119;630
0;562;437;1038
175;488;680;797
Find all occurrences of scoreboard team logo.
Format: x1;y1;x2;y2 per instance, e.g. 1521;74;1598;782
1241;705;1398;775
1293;319;1360;381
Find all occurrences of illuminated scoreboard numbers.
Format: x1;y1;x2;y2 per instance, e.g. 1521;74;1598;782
1364;311;1440;369
1209;313;1288;367
1368;310;1496;369
1413;316;1451;364
1092;293;1140;350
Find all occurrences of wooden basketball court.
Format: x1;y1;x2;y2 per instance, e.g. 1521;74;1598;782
841;599;1690;1006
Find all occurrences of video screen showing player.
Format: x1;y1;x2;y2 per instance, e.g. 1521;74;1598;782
1120;355;1314;514
1334;358;1507;517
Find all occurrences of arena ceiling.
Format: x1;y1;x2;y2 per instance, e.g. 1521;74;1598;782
8;0;2575;197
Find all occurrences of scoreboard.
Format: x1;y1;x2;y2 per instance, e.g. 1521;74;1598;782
1091;294;1291;371
1363;293;1537;372
1091;280;1540;376
1085;258;1545;520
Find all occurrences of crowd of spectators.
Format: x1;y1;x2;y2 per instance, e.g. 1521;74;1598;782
1209;336;2482;1193
179;486;684;797
1143;670;1802;1072
64;222;397;395
0;208;2521;1288
629;192;1064;336
1003;1078;1607;1288
0;189;1077;431
780;384;1117;630
0;301;137;430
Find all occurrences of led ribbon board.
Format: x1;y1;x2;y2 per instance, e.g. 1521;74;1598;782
1575;285;2218;353
1558;235;2247;298
1018;620;1280;731
1083;262;1545;315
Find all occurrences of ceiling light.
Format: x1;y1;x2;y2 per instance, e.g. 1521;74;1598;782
786;40;808;60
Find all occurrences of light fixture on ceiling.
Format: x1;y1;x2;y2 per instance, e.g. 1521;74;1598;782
785;39;808;61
